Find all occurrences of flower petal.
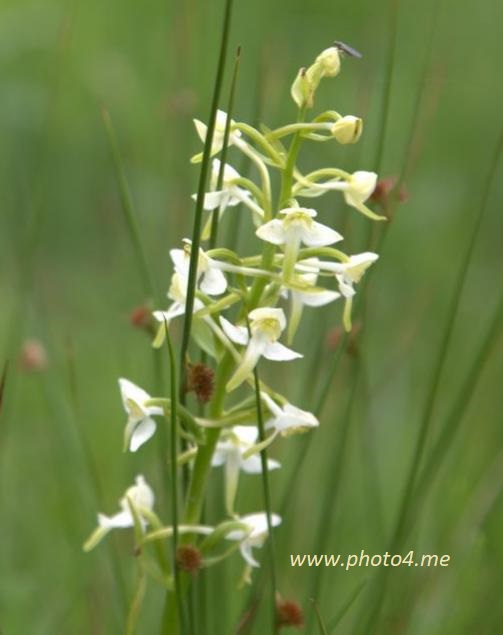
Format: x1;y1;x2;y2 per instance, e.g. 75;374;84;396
240;543;260;568
119;378;150;412
226;336;268;392
129;417;157;452
98;510;133;529
240;455;281;474
263;341;303;361
200;267;227;296
256;219;287;245
219;316;249;346
301;220;343;247
295;288;341;307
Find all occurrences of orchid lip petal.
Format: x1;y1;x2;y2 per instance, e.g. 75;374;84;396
129;417;157;452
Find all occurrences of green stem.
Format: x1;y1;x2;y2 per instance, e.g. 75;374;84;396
247;106;307;309
161;323;186;634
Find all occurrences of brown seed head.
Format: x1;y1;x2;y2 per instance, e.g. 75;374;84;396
176;544;202;575
129;305;155;335
276;597;304;629
186;362;214;403
19;340;48;372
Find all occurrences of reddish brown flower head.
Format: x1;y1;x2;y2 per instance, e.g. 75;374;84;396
326;326;344;351
186;362;214;403
176;544;202;575
19;340;48;372
371;176;409;210
276;597;304;629
130;305;152;329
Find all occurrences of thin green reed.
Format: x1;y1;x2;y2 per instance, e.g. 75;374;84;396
178;0;235;393
163;321;187;634
373;0;400;174
305;363;360;634
101;109;157;302
412;298;502;528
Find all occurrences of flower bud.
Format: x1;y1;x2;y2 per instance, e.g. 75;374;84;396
314;46;341;77
331;115;363;144
290;67;312;108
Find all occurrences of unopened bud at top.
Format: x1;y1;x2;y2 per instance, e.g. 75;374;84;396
290;46;342;109
314;46;341;77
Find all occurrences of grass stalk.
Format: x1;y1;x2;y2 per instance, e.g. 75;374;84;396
306;364;359;633
101;108;157;301
178;0;235;395
160;322;187;634
412;298;502;519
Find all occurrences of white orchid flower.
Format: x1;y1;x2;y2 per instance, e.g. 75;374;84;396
191;109;242;163
256;207;343;280
83;475;155;551
221;308;302;392
212;425;280;514
296;171;384;221
197;160;265;239
152;272;205;348
261;392;319;436
170;240;227;297
282;258;340;342
300;252;378;331
225;512;282;569
119;378;163;452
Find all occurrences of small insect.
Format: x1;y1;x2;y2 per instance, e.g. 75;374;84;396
333;40;363;59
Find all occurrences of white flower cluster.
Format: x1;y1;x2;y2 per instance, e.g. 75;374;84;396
85;45;382;582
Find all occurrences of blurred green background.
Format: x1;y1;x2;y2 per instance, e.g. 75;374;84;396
1;0;502;632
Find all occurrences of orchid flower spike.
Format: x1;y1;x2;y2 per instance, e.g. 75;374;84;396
119;379;163;452
83;475;155;551
212;425;280;514
191;109;242;163
225;512;282;570
256;207;343;280
261;392;319;436
198;160;265;239
221;308;302;392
